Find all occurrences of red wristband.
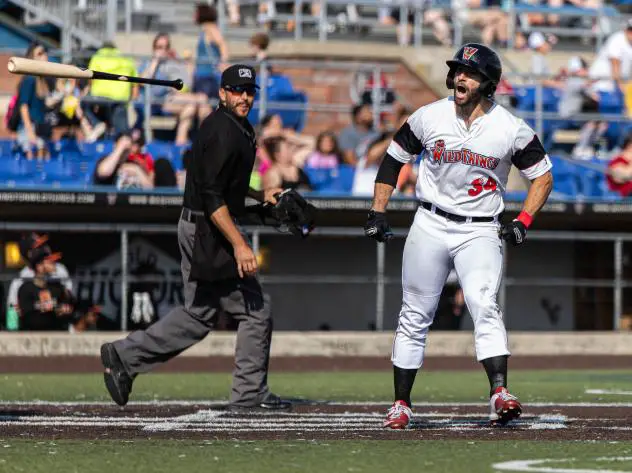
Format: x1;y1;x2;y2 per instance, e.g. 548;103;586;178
516;211;533;228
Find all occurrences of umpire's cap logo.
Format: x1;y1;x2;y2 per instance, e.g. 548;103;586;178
239;68;253;79
463;46;478;61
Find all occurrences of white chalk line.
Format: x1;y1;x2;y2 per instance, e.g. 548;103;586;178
5;400;632;408
0;406;570;433
585;389;632;396
493;456;632;473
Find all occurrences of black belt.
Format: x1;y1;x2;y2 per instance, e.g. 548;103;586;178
419;201;496;223
181;208;204;223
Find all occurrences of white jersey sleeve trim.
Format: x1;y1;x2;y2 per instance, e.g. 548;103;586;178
519;154;552;180
386;141;414;164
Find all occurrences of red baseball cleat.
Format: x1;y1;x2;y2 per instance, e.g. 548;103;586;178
383;400;413;429
489;387;522;425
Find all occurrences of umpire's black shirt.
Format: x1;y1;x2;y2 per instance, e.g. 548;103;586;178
184;104;256;218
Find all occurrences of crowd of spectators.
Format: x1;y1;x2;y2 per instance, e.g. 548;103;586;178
2;2;632;198
517;19;632;160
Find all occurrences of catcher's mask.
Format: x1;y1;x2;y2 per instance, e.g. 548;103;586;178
446;43;502;98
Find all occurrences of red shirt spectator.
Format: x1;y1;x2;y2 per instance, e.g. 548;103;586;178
126;152;154;174
607;133;632;197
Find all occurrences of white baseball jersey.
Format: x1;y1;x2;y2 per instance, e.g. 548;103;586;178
386;97;552;217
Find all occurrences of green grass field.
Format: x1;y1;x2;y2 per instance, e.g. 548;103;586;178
2;369;632;472
1;369;632;403
1;440;631;473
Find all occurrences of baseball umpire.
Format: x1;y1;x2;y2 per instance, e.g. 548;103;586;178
365;44;554;428
100;64;291;410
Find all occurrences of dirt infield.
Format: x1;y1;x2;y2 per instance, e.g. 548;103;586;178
4;355;632;373
1;402;632;441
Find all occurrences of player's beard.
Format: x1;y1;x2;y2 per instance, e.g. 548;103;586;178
454;82;481;107
221;94;254;119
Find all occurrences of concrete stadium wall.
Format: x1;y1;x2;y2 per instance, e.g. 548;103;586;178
1;331;632;357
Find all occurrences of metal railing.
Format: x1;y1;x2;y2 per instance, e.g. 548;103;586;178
112;0;630;52
0;221;629;331
11;0;111;59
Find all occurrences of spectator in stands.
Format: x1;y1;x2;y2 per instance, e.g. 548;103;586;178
352;107;411;196
262;136;313;191
551;57;605;159
69;300;101;334
15;42;54;160
140;33;210;146
153;157;178;188
454;0;509;46
338;103;378;166
385;1;452;47
606;131;632;196
6;232;73;331
250;32;270;64
17;240;75;331
528;32;556;79
46;78;106;143
81;42;138;137
305;131;344;169
547;0;603;27
250;31;274;81
93;129;154;190
589;19;632;95
259;114;316;167
193;4;229;101
227;0;242;25
259;113;283;136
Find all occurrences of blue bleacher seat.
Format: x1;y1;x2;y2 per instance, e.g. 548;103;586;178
0;157;36;181
304;166;334;190
249;73;308;132
549;155;580;197
598;91;624;115
81;140;114;158
314;165;356;194
0;140;15;158
39;160;78;183
513;86;560;112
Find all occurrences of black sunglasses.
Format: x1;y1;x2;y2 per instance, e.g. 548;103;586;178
224;85;257;96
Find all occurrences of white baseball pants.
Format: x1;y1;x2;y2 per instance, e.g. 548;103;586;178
391;205;510;369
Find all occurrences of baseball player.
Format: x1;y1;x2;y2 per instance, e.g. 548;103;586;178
364;43;554;429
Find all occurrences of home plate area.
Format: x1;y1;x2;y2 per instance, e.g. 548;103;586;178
1;402;632;440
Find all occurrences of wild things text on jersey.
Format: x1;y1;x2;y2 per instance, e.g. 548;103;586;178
431;140;499;170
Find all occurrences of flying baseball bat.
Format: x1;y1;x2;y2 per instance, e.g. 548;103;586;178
7;57;183;90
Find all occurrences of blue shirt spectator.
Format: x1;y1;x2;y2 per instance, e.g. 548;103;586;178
18;76;47;126
192;4;229;99
15;42;53;160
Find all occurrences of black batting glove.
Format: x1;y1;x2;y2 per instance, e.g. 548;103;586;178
500;220;527;246
365;210;393;243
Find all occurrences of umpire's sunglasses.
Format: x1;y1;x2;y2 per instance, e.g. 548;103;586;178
224;85;257;97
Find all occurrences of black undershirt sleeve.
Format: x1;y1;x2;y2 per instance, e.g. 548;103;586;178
511;135;546;170
375;153;405;187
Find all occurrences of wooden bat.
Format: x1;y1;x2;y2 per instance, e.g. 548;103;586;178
7;57;183;90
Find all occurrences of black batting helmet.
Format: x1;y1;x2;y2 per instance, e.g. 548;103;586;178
446;43;502;98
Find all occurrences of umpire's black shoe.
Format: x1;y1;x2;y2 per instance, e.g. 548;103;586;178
100;343;133;406
259;392;292;410
229;393;292;412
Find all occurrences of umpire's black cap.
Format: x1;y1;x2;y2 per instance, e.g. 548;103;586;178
220;65;259;90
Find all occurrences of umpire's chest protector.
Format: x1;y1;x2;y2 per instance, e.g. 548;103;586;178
189;109;257;283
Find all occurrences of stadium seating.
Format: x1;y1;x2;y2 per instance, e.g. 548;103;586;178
304;165;356;194
249;73;309;132
0;138;629;200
